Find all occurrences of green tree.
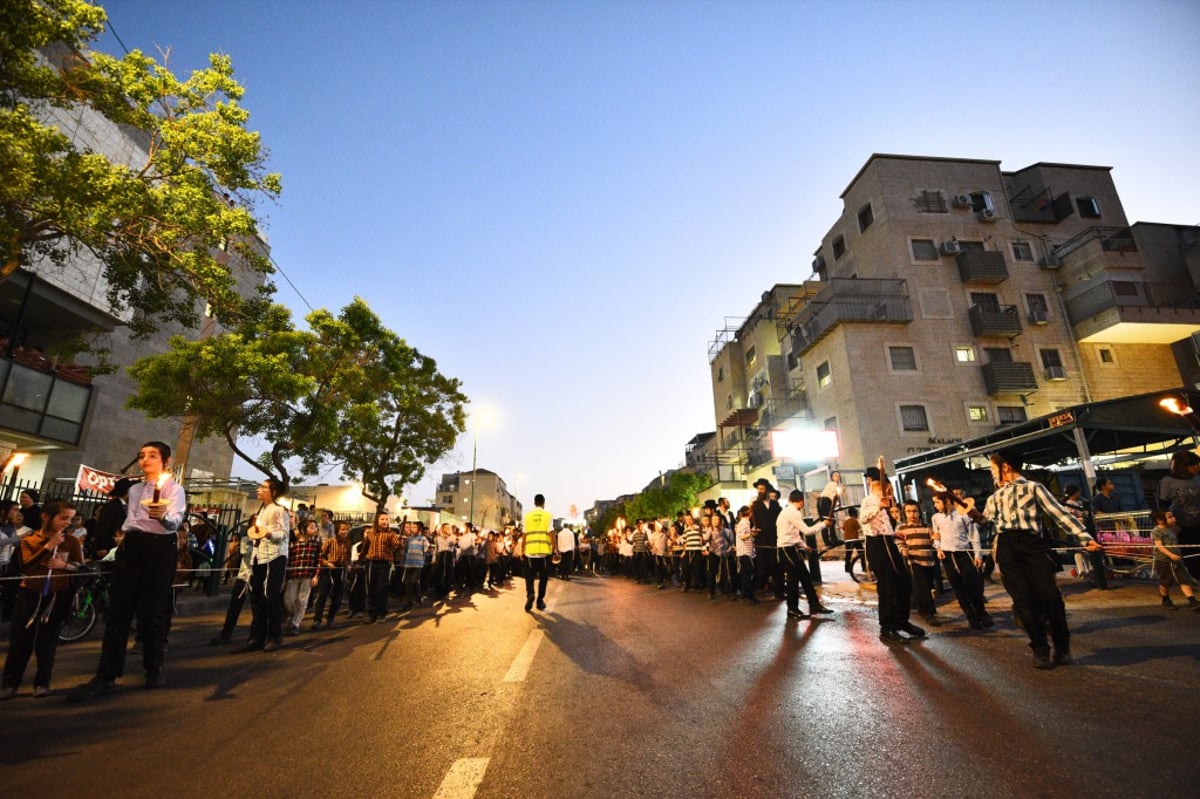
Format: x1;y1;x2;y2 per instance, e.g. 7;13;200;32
127;298;467;502
1;0;280;345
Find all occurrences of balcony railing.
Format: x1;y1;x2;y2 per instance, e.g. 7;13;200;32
0;355;94;445
956;250;1009;284
788;278;911;354
969;304;1023;337
1053;226;1137;260
982;362;1038;395
1065;280;1200;326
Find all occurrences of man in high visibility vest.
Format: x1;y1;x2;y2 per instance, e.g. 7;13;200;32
522;494;558;613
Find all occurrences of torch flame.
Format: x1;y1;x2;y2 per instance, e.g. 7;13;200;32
1159;397;1193;416
926;478;948;493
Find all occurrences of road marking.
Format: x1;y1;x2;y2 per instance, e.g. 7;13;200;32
503;629;545;682
432;757;489;799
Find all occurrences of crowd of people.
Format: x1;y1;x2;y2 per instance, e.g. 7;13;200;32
3;440;1200;699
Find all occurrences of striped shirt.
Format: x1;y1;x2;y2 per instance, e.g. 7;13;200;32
896;523;936;568
403;534;429;569
631;528;649;554
682;527;704;551
288;538;321;580
980;476;1092;542
735;519;756;558
250;504;290;564
320;537;351;569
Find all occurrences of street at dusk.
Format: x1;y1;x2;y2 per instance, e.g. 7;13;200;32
2;571;1196;798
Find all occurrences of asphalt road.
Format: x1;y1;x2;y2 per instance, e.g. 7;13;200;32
1;570;1197;798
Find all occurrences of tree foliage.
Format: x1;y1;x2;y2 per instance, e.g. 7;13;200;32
592;471;713;534
1;0;280;343
126;298;467;505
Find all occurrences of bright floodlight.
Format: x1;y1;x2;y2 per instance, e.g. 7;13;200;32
770;429;839;461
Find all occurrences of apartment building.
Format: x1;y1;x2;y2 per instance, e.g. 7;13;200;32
435;469;523;529
714;153;1200;484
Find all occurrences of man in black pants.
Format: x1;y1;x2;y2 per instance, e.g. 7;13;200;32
971;450;1099;669
69;442;185;701
750;479;782;600
860;466;923;645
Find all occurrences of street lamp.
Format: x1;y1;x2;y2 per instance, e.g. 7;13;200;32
468;406;497;529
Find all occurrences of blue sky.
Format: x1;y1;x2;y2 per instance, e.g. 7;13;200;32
95;0;1200;518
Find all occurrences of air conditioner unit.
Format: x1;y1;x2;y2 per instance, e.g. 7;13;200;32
952;193;972;208
977;208;997;222
1039;254;1062;269
812;254;826;271
1044;366;1068;381
940;240;963;255
747;390;763;409
1028;309;1049;325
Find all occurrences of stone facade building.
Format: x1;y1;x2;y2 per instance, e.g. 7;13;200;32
435;469;522;530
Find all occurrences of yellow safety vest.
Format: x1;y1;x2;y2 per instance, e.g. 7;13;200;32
524;508;553;557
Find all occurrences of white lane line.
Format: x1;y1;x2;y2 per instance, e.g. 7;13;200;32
503;629;545;682
432;757;489;799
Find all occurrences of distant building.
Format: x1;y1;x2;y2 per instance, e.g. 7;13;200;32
434;469;522;530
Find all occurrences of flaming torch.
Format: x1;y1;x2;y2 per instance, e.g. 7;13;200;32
1159;395;1200;432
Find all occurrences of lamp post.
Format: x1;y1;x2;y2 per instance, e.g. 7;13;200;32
469;425;478;529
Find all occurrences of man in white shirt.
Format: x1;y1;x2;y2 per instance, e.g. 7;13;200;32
776;490;836;620
557;526;576;579
860;467;923;645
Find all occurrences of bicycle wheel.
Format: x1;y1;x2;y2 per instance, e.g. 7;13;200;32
59;596;97;643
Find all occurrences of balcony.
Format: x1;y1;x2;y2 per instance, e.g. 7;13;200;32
956;250;1009;284
0;354;94;446
788;278;912;355
969;304;1023;337
1065;280;1200;343
982;362;1038;395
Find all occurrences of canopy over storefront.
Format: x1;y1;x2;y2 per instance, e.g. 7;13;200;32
893;387;1200;488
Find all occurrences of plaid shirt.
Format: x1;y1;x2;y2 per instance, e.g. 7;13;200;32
362;529;401;561
288;538;321;580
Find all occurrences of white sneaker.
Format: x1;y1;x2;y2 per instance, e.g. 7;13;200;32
33;686;50;698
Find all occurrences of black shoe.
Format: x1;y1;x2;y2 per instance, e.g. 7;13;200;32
980;614;995;628
1162;596;1177;609
208;635;230;646
810;605;835;615
262;640;281;653
898;621;927;638
145;670;166;689
536;599;546;611
311;621;322;631
968;619;985;630
922;614;942;627
786;609;808;620
1053;649;1073;666
1032;649;1055;669
879;629;907;646
525;599;533;613
67;677;116;703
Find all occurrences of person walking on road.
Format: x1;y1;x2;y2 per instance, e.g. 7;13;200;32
776;490;835;620
522;494;557;612
969;450;1100;669
860;466;923;646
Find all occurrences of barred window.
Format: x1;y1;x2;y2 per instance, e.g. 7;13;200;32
998;406;1027;425
911;239;939;261
914;190;948;213
899;405;929;432
889;346;917;371
1011;240;1035;262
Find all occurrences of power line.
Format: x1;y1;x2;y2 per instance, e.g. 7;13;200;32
269;252;315;312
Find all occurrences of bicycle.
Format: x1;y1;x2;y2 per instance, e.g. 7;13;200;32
59;565;110;643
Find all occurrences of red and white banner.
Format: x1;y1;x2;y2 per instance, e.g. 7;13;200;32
75;464;128;495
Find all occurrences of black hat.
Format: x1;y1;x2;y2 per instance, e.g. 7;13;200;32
863;467;882;481
753;478;773;490
990;448;1024;471
703;499;718;510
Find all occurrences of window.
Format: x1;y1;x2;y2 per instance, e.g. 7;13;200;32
1040;349;1063;369
725;394;733;410
1026;294;1049;315
857;203;874;232
959;240;986;252
1098;348;1115;364
1011;240;1035;262
745;346;756;365
914;189;948;213
816;361;831;388
998;406;1027;425
899;405;929;432
786;350;800;371
970;292;1001;312
889;346;917;371
824;416;838;432
1112;281;1139;297
954;345;976;363
967;404;989;423
969;191;994;213
983;347;1013;363
716;366;725;382
1077;196;1101;218
832;235;846;260
911;239;939;261
442;495;453;505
